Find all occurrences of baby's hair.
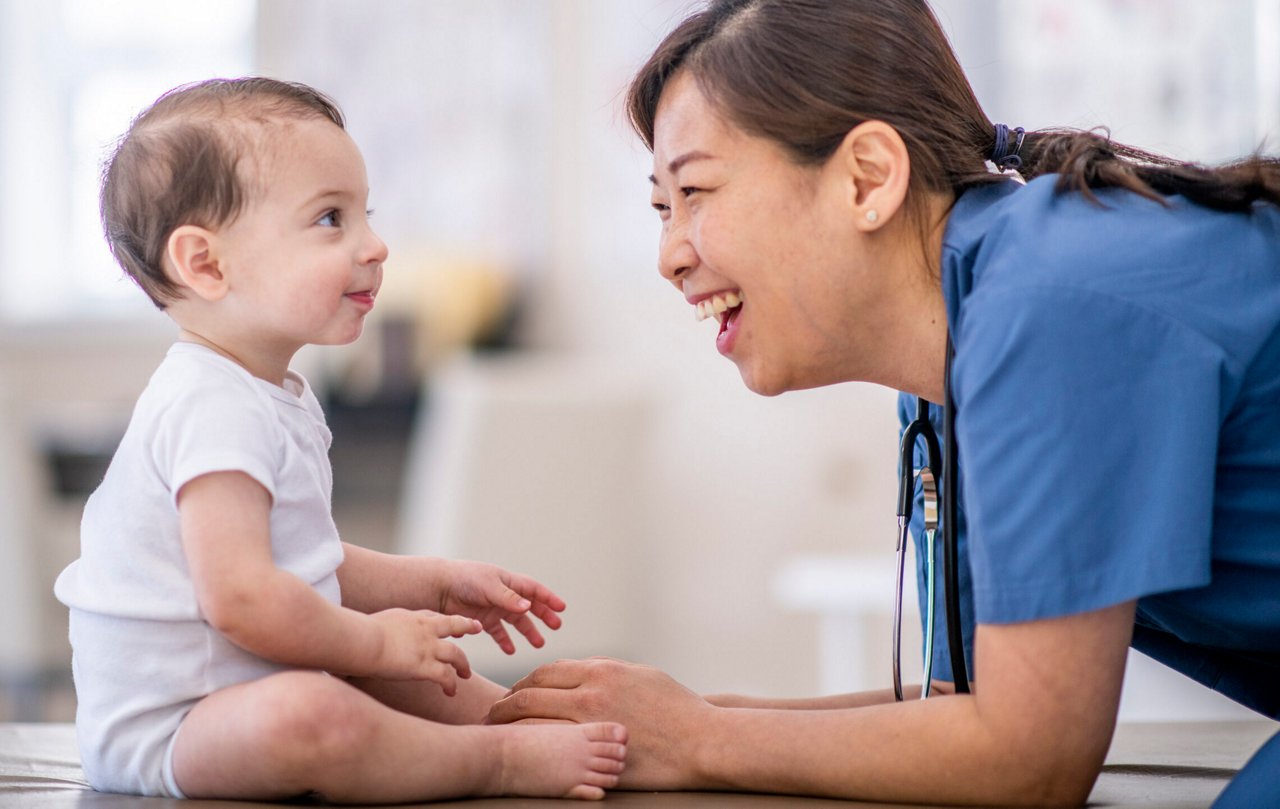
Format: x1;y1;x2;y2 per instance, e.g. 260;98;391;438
100;77;346;309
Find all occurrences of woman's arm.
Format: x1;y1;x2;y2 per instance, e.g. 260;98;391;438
490;601;1134;807
706;680;955;709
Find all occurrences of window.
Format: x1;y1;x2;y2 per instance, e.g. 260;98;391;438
0;0;255;321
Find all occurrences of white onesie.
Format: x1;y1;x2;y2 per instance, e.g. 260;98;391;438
54;342;344;797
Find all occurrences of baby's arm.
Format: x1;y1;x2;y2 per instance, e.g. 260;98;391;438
179;471;481;693
339;543;566;654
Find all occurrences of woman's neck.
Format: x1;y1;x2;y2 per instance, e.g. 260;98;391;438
861;193;952;403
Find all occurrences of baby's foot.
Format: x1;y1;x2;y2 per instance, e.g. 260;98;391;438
496;722;627;800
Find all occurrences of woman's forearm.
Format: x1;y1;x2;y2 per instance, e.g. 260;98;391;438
690;694;1098;807
687;608;1132;806
706;681;954;710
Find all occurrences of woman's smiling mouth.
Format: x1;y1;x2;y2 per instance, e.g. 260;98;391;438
690;290;745;355
693;290;743;322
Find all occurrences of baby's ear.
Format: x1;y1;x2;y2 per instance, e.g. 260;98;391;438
166;225;227;301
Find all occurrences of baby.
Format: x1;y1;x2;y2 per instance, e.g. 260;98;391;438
53;77;626;803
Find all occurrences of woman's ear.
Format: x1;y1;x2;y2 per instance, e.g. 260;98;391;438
837;120;911;232
166;225;228;301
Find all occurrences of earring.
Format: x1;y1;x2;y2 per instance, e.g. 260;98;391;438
865;209;879;223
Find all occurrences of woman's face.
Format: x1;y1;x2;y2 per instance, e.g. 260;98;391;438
648;71;880;396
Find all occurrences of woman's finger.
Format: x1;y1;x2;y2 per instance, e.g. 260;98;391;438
507;658;594;692
487;685;584;724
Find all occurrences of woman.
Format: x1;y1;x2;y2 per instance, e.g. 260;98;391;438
488;1;1280;805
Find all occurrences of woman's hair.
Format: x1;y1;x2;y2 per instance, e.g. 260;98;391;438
100;77;346;309
626;0;1280;223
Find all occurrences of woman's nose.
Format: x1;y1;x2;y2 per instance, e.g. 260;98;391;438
657;224;695;285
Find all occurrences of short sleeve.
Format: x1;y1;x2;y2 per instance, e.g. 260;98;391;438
954;284;1225;624
152;374;281;505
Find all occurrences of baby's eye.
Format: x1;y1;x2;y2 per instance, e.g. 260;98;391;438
317;210;341;227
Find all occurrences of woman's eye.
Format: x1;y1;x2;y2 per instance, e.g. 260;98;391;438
651;201;670;214
317;210;340;227
680;186;700;198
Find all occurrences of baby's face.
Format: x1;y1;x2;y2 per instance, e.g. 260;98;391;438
214;117;388;352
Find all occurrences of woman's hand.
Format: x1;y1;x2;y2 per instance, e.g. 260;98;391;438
487;603;1134;803
433;560;567;654
487;657;715;790
368;608;482;695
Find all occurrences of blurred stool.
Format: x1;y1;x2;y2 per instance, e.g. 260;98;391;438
772;552;919;695
397;352;654;684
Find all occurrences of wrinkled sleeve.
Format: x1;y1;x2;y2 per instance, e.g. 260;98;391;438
953;284;1224;623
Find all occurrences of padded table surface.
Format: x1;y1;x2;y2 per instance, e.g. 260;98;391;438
1;720;1275;808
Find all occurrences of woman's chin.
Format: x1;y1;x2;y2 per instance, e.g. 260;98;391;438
737;363;790;398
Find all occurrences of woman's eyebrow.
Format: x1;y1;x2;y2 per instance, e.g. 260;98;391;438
649;150;716;184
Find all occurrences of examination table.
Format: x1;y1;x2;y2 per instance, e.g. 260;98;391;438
2;720;1276;808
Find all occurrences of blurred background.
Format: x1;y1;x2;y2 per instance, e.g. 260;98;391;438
0;0;1276;724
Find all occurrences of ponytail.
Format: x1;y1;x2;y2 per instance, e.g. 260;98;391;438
1017;129;1280;213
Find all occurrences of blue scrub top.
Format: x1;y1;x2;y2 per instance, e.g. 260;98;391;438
900;176;1280;717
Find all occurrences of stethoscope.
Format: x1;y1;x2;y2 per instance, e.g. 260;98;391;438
892;336;971;700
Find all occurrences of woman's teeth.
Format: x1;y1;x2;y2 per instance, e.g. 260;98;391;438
695;291;743;322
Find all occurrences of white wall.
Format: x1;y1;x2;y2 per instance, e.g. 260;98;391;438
1;0;1275;713
252;0;1280;706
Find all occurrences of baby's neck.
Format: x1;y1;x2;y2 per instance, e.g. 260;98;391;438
176;328;292;388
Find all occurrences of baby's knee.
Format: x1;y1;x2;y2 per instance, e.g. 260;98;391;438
252;673;374;774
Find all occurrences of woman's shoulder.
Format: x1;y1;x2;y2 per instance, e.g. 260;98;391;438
960;177;1280;342
980;175;1278;280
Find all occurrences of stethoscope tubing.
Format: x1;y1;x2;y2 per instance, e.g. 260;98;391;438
942;334;970;693
892;333;971;700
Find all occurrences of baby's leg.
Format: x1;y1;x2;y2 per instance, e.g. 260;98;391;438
348;670;506;725
170;670;626;802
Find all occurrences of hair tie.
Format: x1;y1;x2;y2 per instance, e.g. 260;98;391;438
990;123;1026;169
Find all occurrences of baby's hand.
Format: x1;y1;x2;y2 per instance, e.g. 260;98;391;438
369;608;482;695
435;561;567;655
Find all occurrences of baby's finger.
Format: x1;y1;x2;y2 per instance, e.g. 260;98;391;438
494;584;532;614
509;575;567;614
435;614;483;637
509;612;546;648
436;640;473;681
425;660;459;696
529;600;564;631
486;622;517;655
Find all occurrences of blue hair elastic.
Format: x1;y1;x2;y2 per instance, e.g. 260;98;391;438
990;123;1026;169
